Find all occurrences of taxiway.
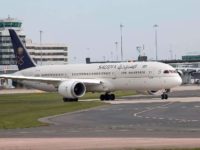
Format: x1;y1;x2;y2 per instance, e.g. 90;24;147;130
1;85;200;138
1;85;200;149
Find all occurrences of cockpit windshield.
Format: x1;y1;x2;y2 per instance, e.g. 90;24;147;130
163;70;177;74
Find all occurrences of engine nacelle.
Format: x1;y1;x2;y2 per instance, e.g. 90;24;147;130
147;90;163;95
58;81;86;98
137;90;163;95
177;70;183;77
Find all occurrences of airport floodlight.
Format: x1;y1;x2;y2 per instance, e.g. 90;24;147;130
120;24;124;61
153;24;159;61
115;41;118;61
40;30;43;66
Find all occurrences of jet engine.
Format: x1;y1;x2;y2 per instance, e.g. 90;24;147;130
137;90;165;95
58;81;86;98
177;70;183;77
147;90;163;95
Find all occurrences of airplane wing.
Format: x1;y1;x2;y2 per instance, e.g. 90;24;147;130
0;74;101;85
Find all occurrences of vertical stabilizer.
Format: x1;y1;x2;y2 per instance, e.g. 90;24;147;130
9;29;36;70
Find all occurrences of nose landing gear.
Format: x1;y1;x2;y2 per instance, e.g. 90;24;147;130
161;93;168;99
161;89;170;100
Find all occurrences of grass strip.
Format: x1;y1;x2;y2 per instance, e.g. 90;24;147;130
0;90;135;129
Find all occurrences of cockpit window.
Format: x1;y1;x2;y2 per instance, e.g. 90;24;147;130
164;70;169;74
163;70;177;74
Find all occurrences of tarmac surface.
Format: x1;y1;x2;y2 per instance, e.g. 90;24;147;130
1;85;200;149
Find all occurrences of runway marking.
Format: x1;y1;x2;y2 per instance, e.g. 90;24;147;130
19;132;31;134
133;102;174;117
68;130;80;133
133;102;200;123
119;129;129;132
108;97;200;104
157;106;168;109
192;120;199;122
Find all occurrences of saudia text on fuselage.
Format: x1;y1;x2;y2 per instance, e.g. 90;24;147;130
98;64;138;70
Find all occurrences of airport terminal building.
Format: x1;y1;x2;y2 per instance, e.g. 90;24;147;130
0;17;68;87
26;41;68;65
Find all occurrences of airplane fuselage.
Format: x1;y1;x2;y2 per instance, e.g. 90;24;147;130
15;61;182;93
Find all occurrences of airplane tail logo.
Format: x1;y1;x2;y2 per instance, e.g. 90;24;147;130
17;47;24;65
17;47;24;55
9;29;36;70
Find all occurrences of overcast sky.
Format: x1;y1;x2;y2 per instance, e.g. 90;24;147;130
1;0;200;63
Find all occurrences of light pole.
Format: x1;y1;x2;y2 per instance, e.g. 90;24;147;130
120;24;124;61
115;41;118;61
110;51;113;61
153;24;158;61
39;30;43;65
169;45;173;60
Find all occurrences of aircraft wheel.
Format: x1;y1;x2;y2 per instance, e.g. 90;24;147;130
161;94;164;100
110;94;115;100
105;94;110;101
100;93;116;101
63;98;78;102
100;94;105;101
161;94;168;100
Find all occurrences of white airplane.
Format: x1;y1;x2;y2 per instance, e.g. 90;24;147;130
0;29;182;102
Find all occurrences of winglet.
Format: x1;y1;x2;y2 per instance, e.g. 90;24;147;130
9;29;36;70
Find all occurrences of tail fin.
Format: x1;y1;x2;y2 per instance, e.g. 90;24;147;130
9;29;36;70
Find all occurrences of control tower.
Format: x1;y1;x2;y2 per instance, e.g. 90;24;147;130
0;17;68;88
0;16;26;65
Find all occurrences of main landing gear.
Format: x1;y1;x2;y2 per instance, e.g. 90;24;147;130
63;98;78;102
100;93;115;101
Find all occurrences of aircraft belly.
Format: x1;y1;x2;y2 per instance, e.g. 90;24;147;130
145;77;164;90
86;78;149;92
86;78;163;92
114;78;148;90
144;76;180;90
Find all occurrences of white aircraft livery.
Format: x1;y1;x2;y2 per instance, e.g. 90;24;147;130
0;29;182;102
